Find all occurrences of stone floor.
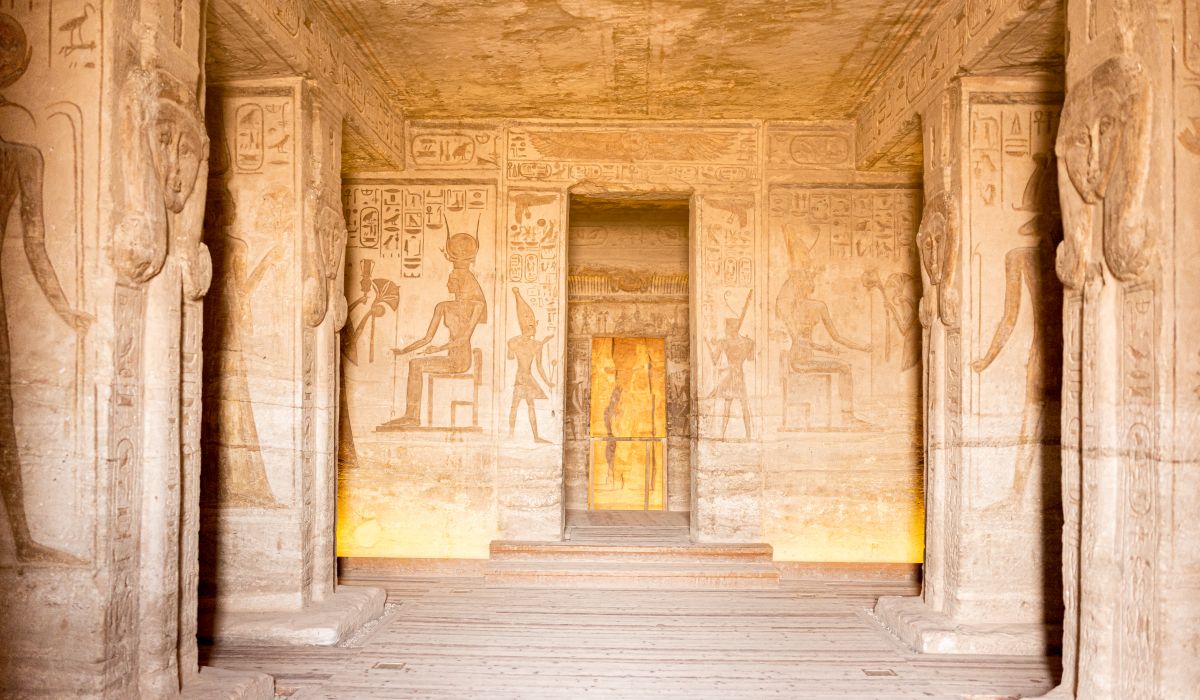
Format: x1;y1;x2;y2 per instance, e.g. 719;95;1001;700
201;576;1059;699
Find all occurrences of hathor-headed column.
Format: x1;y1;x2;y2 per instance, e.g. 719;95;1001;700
199;78;383;645
1032;1;1200;696
875;74;1066;655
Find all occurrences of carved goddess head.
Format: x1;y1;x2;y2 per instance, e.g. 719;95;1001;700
916;192;960;327
150;74;208;214
916;193;956;286
1055;56;1152;287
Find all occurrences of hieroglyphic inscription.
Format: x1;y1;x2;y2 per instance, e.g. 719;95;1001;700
506;125;758;185
769;188;919;262
345;185;489;276
509;126;757;163
766;128;852;170
51;1;100;69
506;189;563;340
1119;283;1157;694
507;160;755;186
409;124;501;169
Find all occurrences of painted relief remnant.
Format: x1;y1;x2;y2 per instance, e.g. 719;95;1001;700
0;12;91;563
507;289;554;443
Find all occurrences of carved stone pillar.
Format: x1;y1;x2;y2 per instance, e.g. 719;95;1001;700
0;1;269;696
497;186;568;541
691;191;763;543
1032;1;1200;696
200;78;382;645
874;75;1065;655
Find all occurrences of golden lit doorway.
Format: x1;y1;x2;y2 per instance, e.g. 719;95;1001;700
564;194;691;527
588;337;667;510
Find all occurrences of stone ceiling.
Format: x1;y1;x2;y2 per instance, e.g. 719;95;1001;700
316;0;944;120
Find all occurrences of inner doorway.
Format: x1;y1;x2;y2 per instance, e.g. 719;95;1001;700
564;195;691;533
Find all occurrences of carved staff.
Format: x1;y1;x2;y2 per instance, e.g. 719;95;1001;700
735;288;752;334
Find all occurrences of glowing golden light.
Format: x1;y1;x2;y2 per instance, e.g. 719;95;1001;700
588;337;666;510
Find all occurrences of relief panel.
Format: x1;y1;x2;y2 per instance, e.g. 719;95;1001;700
503;188;564;444
337;180;497;559
765;185;923;562
696;194;757;442
203;87;299;509
0;5;99;566
965;100;1062;511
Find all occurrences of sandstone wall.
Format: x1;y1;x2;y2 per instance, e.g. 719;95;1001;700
336;120;925;562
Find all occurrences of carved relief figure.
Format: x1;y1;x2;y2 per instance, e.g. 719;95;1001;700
916;192;960;327
507;289;554;443
776;267;874;430
0;13;91;562
202;186;285;507
384;231;486;429
343;258;399;365
706;291;753;440
1056;56;1154;289
863;269;920;371
777;220;875;429
971;152;1062;498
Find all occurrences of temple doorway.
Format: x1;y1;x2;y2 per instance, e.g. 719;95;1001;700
564;195;691;532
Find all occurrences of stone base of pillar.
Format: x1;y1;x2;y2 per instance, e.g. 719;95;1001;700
872;595;1057;656
205;584;386;646
180;666;274;700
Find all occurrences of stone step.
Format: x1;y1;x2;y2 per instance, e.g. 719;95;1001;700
485;559;781;590
490;540;774;564
565;525;691;544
